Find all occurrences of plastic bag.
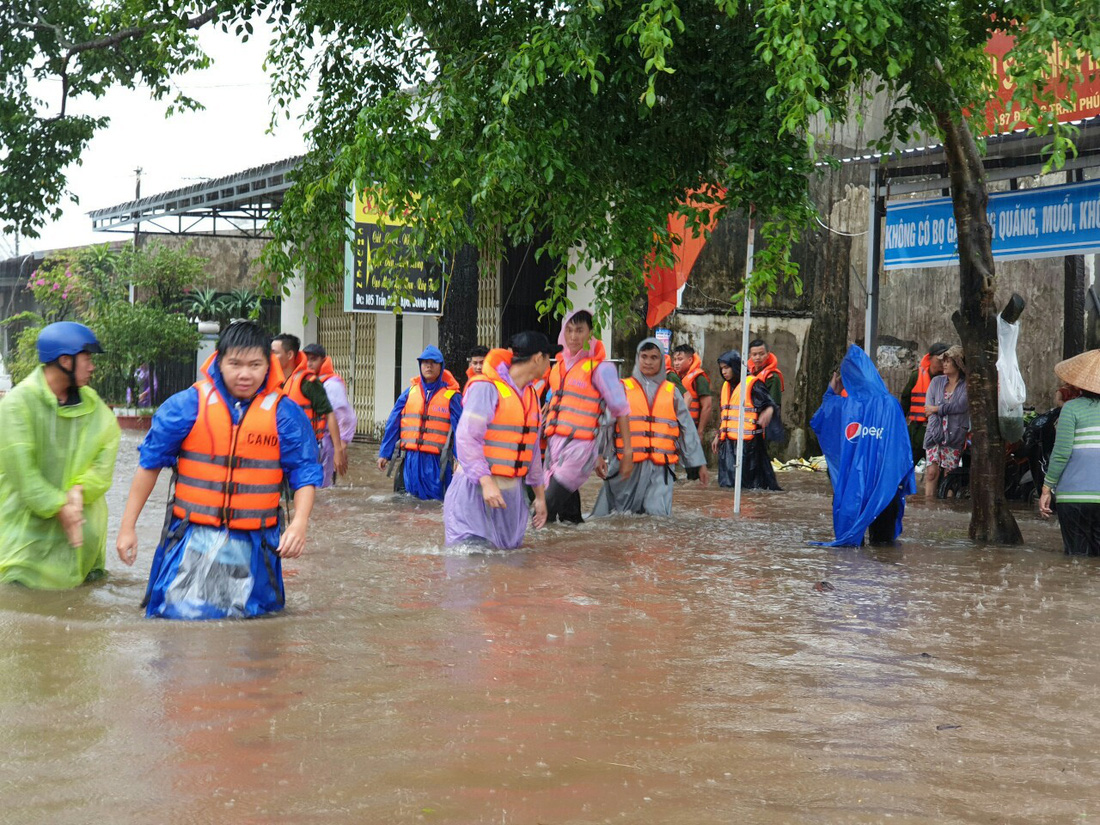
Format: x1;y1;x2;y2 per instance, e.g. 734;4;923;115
997;315;1027;443
164;526;253;619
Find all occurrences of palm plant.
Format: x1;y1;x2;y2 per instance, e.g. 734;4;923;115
224;287;261;321
187;287;228;322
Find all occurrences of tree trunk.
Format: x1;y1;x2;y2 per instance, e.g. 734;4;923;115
802;171;855;456
439;239;479;386
934;108;1022;544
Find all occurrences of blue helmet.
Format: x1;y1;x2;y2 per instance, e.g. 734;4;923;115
37;322;104;364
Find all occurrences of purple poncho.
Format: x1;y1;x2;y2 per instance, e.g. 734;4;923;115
443;360;546;549
543;309;629;492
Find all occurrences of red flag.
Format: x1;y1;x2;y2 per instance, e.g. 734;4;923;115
645;188;725;328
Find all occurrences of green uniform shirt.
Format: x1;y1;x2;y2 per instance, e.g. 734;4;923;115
297;375;334;417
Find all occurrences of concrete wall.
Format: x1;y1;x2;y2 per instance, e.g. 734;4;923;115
140;233;267;292
653;157;1100;458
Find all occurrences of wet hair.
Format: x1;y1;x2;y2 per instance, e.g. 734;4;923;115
1083;389;1100;401
672;344;695;356
273;333;301;354
638;342;662;354
566;310;593;330
748;339;767;351
217;321;271;356
468;345;490;359
942;345;966;376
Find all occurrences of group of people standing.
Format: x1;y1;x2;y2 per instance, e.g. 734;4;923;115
377;310;794;552
33;314;1100;620
0;320;361;620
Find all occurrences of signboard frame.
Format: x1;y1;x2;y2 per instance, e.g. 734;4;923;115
884;178;1100;270
343;192;445;315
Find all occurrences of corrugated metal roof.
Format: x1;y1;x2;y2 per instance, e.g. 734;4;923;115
89;155;303;238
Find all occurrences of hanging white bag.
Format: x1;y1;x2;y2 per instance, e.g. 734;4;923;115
997;315;1027;442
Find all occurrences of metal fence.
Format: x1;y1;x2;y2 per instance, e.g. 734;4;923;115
93;356;196;407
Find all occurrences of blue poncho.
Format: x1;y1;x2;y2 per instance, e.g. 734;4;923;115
810;345;916;546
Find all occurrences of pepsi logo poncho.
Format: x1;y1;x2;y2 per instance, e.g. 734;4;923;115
810;345;917;546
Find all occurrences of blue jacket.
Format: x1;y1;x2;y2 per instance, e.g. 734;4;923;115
139;355;322;490
378;346;463;461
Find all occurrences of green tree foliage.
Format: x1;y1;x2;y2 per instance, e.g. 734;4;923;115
258;0;816;328
4;243;201;401
0;0;267;239
93;301;199;405
117;240;210;310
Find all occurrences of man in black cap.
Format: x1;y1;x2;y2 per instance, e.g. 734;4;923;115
901;342;949;466
442;331;558;549
303;343;358;487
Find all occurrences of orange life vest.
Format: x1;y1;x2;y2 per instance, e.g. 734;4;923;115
282;352;326;442
719;376;759;441
908;354;935;424
173;355;286;530
545;349;605;441
617;378;680;465
749;351;785;392
469;349;541;478
314;356;343;388
400;376;459;455
677;352;708;424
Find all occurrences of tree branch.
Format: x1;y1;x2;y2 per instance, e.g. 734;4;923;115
22;5;223;123
17;5;222;55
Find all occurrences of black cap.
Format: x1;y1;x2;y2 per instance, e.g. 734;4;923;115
509;331;562;359
928;342;949;357
303;343;326;357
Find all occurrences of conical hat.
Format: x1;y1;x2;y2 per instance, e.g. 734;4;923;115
1055;350;1100;394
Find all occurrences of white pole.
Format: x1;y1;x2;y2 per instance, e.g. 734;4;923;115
734;205;755;515
863;163;876;354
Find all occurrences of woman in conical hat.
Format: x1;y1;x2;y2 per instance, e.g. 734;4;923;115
1040;350;1100;555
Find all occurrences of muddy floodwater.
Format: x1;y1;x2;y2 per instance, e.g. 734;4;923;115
3;434;1099;824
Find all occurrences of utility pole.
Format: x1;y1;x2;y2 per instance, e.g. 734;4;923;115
131;167;142;303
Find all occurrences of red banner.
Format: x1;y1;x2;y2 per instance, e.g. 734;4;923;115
986;31;1100;134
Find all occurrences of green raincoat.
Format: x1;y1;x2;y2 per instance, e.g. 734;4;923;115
0;367;121;589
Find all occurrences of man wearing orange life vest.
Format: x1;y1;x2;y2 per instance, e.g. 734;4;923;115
377;345;463;500
712;349;781;491
115;321;322;619
543;309;633;523
272;333;348;478
463;345;490;394
747;338;786;447
671;343;713;482
591;339;709;517
303;343;358;488
443;332;555;549
900;342;947;465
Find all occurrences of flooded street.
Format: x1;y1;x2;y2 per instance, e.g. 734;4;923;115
2;433;1099;824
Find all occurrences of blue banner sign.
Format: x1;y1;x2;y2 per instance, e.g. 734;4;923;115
884;178;1100;269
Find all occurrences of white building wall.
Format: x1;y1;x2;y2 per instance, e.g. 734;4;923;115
566;250;613;356
279;274;318;345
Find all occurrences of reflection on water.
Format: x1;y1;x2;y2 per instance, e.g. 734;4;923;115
2;434;1098;824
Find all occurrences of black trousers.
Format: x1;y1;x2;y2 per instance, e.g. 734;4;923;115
867;492;902;545
544;478;584;524
1056;501;1100;556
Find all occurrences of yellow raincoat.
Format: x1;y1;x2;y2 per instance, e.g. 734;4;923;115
0;366;121;588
